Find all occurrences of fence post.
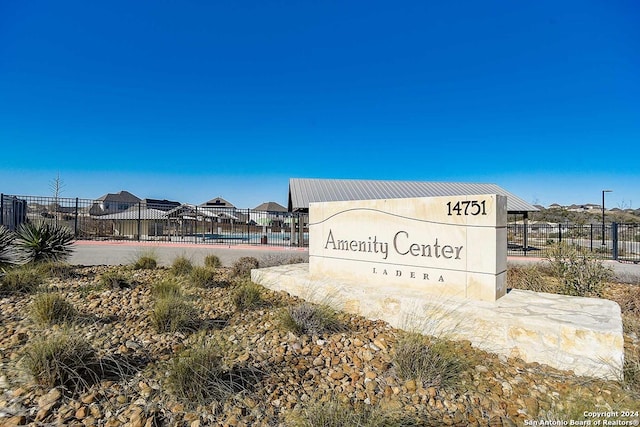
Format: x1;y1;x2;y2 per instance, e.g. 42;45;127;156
74;198;79;237
590;224;593;252
0;193;3;227
137;202;141;242
246;209;250;243
523;218;528;256
558;223;562;243
612;222;619;260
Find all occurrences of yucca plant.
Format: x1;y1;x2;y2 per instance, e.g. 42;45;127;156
0;225;17;266
14;222;75;264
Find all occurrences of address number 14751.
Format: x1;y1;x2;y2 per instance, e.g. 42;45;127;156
446;200;487;216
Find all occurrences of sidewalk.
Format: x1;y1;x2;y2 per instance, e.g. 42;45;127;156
69;241;640;282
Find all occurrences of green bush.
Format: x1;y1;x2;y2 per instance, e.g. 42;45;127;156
546;243;613;297
231;256;259;278
171;255;193;276
133;255;157;270
392;332;467;389
30;292;77;325
280;302;343;336
232;280;264;311
22;332;99;392
14;222;75;264
204;254;222;269
0;265;45;295
151;296;199;333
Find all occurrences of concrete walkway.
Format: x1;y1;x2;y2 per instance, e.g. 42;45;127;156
69;241;640;282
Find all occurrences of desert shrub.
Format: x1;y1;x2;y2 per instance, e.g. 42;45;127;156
231;280;264;311
151;278;183;299
231;256;259;278
280;302;343;336
133;255;157;270
0;265;45;295
0;225;17;266
14;222;75;264
30;292;77;325
99;270;133;289
392;332;467;389
166;345;234;406
288;256;308;264
190;266;219;288
546;244;613;297
204;254;222;269
22;332;99;392
151;297;199;333
171;255;193;276
507;264;560;293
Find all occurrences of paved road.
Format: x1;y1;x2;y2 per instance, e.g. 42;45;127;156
69;241;640;282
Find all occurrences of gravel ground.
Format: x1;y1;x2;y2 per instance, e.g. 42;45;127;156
1;264;639;427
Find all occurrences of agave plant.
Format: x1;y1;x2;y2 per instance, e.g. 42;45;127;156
14;222;75;264
0;225;17;266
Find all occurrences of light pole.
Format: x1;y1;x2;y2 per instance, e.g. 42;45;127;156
602;190;612;246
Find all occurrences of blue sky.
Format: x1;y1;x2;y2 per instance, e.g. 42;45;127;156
1;1;638;209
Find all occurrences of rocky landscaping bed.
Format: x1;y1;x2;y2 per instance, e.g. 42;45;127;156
0;255;639;426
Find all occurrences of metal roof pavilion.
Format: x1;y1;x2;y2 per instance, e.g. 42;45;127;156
288;178;538;214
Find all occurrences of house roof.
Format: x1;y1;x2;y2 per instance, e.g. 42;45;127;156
199;196;235;208
141;198;181;211
288;178;538;214
254;201;287;212
95;208;166;220
96;191;141;203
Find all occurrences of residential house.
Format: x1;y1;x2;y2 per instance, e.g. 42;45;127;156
90;191;141;216
253;201;288;227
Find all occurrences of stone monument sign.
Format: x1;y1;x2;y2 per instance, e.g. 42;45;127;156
309;194;507;302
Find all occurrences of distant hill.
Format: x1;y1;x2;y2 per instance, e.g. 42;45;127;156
511;205;640;225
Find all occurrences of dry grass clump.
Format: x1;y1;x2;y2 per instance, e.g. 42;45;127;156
151;296;199;333
166;344;258;408
392;332;468;389
99;270;133;289
280;302;344;336
507;264;561;293
30;292;77;325
133;255;158;270
288;395;413;427
36;261;76;279
231;256;259;278
204;254;222;269
22;332;100;393
231;280;264;311
190;266;220;288
171;255;193;276
0;265;45;295
151;277;183;299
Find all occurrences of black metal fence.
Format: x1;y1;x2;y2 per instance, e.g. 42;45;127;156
2;193;638;262
507;222;640;263
0;194;309;248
